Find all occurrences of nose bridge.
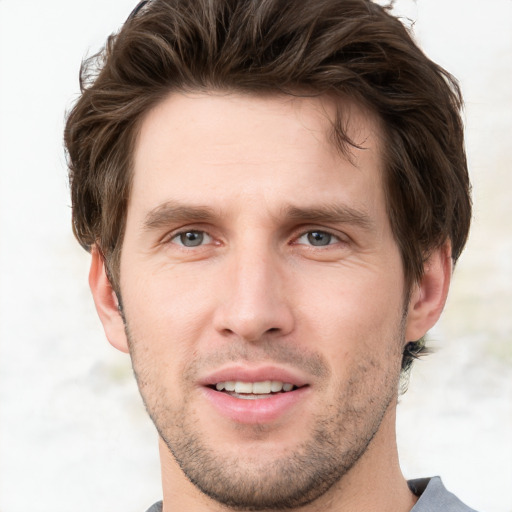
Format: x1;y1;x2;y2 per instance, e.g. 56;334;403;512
234;243;274;305
214;236;293;341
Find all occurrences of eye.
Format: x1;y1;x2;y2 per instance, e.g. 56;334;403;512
170;230;212;247
296;230;339;247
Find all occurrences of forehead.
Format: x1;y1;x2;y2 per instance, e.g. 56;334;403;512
130;91;385;217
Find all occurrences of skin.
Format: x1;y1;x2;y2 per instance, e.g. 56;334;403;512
90;92;451;512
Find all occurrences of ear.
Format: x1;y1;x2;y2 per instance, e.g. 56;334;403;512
89;246;130;353
405;242;452;342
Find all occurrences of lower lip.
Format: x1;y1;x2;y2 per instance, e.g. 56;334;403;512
201;386;310;424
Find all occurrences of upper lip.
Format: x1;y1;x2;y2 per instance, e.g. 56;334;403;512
199;365;310;388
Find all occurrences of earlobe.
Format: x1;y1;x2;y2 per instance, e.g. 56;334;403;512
405;242;452;342
89;246;130;353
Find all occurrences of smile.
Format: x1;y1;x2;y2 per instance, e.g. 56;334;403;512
214;380;296;398
200;367;310;422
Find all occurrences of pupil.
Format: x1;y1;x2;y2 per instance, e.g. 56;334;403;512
307;231;331;246
181;231;203;247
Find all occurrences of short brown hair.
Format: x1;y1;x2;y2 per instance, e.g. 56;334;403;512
65;0;471;369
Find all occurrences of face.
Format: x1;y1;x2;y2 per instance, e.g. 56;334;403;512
116;93;410;509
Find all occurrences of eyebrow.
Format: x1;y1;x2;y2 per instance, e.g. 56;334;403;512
282;204;374;231
142;200;374;232
143;201;219;230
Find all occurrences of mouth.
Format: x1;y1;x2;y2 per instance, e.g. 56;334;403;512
209;380;302;400
200;369;310;423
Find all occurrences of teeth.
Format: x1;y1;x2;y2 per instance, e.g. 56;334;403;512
270;381;283;392
214;380;295;394
252;381;272;394
235;381;253;393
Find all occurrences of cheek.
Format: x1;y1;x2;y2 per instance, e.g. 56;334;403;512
120;269;215;382
122;260;216;328
297;264;404;331
295;267;405;371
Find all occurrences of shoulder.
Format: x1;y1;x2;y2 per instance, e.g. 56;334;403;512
409;477;478;512
144;502;163;512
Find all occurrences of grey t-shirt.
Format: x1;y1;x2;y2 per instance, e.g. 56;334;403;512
409;476;477;512
145;476;477;512
145;502;163;512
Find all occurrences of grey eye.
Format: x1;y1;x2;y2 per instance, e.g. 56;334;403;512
305;231;333;246
173;230;210;247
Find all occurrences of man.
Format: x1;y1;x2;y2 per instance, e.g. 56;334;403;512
64;0;474;510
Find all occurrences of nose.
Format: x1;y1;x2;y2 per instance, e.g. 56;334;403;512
213;246;295;342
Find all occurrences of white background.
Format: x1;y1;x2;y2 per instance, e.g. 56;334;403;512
0;1;511;511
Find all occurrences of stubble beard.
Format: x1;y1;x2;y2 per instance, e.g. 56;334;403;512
158;385;396;511
126;325;403;512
